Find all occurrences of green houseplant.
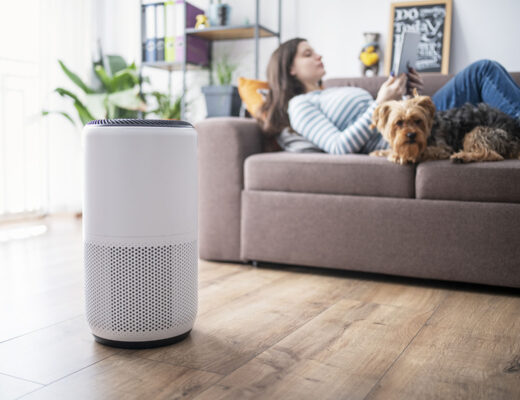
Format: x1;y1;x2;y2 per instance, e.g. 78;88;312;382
43;55;147;126
214;55;236;85
201;55;241;117
146;92;184;120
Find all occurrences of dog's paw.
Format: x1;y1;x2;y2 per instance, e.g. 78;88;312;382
450;154;465;163
450;151;474;163
450;150;504;163
388;153;414;165
370;149;391;157
387;153;399;164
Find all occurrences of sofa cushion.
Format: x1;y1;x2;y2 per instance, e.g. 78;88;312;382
237;77;269;117
245;152;415;198
416;160;520;203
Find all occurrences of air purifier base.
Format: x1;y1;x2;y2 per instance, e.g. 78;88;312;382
93;330;191;349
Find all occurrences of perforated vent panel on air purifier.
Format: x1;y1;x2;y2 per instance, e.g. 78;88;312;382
85;241;198;333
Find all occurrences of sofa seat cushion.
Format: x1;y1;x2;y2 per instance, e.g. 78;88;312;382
416;160;520;203
244;152;416;198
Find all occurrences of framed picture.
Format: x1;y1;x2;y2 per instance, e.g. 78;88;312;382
385;0;452;75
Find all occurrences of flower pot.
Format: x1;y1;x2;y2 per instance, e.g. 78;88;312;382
201;85;241;117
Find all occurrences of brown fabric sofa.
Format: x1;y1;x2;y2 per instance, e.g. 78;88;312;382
196;73;520;288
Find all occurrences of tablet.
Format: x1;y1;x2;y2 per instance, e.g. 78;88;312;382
392;31;421;76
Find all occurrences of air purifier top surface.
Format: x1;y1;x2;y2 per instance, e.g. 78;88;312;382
87;119;193;128
83;118;197;242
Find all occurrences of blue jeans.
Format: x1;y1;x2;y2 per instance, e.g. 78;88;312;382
432;59;520;119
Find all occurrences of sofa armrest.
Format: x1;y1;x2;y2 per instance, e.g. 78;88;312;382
196;117;263;261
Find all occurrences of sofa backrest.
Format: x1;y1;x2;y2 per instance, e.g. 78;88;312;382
323;72;520;98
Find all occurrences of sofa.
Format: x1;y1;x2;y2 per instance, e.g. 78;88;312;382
196;72;520;289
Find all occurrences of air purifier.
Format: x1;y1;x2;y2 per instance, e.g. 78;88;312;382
83;119;198;349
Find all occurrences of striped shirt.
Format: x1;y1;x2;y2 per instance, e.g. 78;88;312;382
287;86;389;154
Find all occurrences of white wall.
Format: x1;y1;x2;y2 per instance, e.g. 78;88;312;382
1;0;93;216
96;0;520;122
295;0;520;79
448;0;520;74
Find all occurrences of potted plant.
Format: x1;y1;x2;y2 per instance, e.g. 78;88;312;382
146;92;184;120
201;55;241;117
42;54;147;126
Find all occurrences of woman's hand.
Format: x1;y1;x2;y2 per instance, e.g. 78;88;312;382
375;73;407;103
406;67;424;95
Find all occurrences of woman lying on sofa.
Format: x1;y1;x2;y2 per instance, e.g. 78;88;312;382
256;38;520;154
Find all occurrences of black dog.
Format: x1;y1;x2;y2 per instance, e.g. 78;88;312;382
431;103;520;162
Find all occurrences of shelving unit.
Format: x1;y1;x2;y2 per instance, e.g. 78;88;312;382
141;61;206;71
140;0;282;119
185;25;279;41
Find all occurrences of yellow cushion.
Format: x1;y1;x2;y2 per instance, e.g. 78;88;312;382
237;77;269;117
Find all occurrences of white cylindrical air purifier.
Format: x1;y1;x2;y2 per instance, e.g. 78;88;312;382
83;119;198;348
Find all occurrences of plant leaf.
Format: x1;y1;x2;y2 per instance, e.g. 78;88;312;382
214;56;237;85
94;65;116;93
54;87;95;125
108;88;147;111
73;102;95;125
112;69;140;91
106;98;116;119
58;60;95;94
55;87;82;103
42;110;76;126
144;91;184;119
94;65;115;92
85;93;108;119
105;55;128;76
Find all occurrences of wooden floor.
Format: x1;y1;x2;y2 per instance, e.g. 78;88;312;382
1;217;519;400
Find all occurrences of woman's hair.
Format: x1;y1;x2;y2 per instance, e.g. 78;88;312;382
256;38;307;136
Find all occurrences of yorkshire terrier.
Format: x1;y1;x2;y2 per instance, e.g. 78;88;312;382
369;89;520;164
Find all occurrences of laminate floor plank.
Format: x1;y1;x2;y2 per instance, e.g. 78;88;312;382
0;316;118;385
198;260;252;288
0;219;85;342
18;354;223;400
127;273;361;375
0;373;42;400
343;279;449;313
0;281;85;343
364;291;520;400
193;297;437;400
198;262;291;316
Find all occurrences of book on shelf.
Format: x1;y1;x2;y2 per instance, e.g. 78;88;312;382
142;2;156;62
155;3;165;62
142;0;209;66
164;1;176;62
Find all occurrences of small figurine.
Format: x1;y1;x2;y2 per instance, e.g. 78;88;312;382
195;14;210;29
359;32;381;76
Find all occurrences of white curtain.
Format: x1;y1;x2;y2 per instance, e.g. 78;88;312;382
0;0;93;219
